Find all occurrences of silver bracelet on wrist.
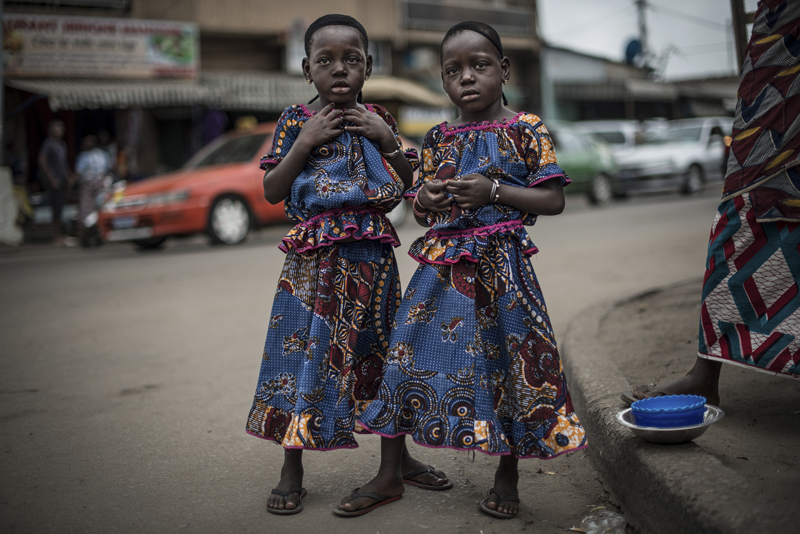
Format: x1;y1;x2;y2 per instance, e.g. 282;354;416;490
380;145;403;159
489;178;500;203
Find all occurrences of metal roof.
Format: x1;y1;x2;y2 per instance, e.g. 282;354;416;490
5;73;450;111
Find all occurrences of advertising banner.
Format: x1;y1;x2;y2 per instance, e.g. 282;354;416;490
3;14;198;79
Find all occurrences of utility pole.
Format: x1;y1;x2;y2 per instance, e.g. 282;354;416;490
636;0;650;71
730;0;755;70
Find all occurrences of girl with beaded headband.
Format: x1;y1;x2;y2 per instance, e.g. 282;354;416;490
244;14;450;515
342;21;587;519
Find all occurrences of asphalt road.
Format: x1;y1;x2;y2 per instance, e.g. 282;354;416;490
0;190;722;533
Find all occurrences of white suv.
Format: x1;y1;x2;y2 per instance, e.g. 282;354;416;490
613;117;733;196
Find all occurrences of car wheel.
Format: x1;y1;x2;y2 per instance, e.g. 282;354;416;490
208;195;251;245
387;198;408;228
133;237;167;251
587;173;613;205
681;165;704;196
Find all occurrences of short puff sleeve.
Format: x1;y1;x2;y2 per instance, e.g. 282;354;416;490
518;115;571;188
403;126;444;199
260;106;303;170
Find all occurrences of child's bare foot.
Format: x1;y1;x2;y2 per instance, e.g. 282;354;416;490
338;436;406;514
338;471;405;513
627;357;722;406
484;455;519;517
267;450;304;512
401;445;451;489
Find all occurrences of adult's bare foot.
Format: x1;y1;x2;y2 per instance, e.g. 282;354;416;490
267;450;304;512
485;455;519;517
632;357;722;405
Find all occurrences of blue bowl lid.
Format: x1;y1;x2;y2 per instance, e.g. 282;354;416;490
631;394;706;414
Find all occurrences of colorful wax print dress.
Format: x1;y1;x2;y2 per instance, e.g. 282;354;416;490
246;104;419;450
699;0;800;378
359;113;588;459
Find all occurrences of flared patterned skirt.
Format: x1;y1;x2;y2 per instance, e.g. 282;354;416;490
699;192;800;378
246;240;402;450
359;233;587;459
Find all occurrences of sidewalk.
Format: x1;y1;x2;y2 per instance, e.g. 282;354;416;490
562;279;800;534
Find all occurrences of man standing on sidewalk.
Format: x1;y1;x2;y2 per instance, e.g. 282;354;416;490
38;119;75;246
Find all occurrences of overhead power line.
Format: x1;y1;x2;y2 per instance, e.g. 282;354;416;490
649;4;730;31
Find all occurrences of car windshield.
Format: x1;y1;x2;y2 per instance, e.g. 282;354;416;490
184;133;269;169
593;131;626;144
644;126;703;144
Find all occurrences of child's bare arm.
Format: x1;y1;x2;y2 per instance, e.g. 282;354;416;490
263;104;344;204
342;108;414;189
445;173;565;215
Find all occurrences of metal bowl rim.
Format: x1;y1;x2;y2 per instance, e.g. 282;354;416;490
616;405;725;432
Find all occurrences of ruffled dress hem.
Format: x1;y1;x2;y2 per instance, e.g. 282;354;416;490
279;206;400;253
407;220;538;265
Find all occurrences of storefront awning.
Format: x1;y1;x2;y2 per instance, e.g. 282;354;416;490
5;73;450;111
554;79;680;102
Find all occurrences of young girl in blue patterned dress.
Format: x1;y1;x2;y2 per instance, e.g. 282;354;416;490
245;14;448;515
340;21;587;519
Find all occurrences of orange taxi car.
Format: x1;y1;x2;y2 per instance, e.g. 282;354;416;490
99;122;286;249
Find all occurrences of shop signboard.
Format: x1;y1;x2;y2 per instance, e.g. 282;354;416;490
3;14;198;79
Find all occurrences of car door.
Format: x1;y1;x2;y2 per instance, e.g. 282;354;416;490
701;121;727;181
551;129;594;190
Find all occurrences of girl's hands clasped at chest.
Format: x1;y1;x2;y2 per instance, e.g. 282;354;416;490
444;173;493;209
341;107;397;153
417;179;453;212
295;103;345;150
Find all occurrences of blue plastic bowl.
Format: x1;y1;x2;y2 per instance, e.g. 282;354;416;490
631;395;707;428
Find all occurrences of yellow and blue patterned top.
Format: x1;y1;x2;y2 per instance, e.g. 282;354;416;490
406;112;569;265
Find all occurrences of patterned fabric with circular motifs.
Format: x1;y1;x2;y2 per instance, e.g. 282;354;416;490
261;103;419;254
359;115;586;459
246;240;402;450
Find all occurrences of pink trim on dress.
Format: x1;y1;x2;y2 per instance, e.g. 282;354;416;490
359;422;588;460
427;219;524;239
440;111;527;136
527;173;572;187
297;103;315;116
279;206;400;253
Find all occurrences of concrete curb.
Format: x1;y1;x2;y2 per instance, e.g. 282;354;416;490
562;281;789;534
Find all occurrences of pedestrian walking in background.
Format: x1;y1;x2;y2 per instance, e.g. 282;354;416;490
244;14;449;516
75;135;111;247
342;21;586;520
37;119;76;246
623;0;800;406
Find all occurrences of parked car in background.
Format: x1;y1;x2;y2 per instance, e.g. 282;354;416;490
612;117;733;196
575;120;642;154
576;119;669;154
99;123;286;249
99;123;418;249
548;121;619;205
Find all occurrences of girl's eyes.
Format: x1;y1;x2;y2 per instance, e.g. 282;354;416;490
445;68;459;75
347;56;361;64
475;62;488;69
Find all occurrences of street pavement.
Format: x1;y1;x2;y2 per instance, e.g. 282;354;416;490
1;191;727;533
